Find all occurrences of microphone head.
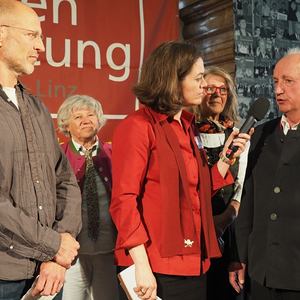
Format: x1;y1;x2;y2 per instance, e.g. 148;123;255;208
247;97;270;121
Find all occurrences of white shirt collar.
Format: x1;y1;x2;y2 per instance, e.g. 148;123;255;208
72;137;99;156
2;87;18;109
280;115;300;135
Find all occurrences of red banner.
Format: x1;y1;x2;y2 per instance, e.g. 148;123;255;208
21;0;179;141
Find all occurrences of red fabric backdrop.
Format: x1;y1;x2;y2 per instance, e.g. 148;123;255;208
21;0;179;141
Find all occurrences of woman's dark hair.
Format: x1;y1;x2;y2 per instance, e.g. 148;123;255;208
133;41;202;115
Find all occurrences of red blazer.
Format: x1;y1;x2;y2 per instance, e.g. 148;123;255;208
110;107;233;276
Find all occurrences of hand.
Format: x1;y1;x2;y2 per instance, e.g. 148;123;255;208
31;261;66;296
230;199;240;216
54;232;80;268
134;263;157;300
229;262;246;293
214;200;240;238
223;128;253;159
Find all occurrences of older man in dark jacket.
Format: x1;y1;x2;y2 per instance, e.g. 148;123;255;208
230;48;300;300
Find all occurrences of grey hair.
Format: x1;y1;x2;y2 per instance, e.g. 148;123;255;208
194;66;239;123
57;94;106;137
285;47;300;56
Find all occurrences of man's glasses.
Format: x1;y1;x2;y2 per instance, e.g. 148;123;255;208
1;24;44;41
204;86;228;95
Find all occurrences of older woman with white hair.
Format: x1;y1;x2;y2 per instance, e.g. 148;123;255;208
57;94;118;300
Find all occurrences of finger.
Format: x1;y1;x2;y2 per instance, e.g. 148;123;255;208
233;137;249;145
31;276;46;296
150;287;157;300
238;281;244;291
142;288;152;299
134;286;144;298
229;273;240;293
237;132;251;138
231;280;241;293
51;279;60;295
238;269;245;285
41;278;54;296
57;281;64;293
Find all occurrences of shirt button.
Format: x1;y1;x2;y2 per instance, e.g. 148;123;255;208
104;177;109;182
270;213;278;221
9;245;14;250
36;180;40;184
274;186;281;193
99;167;103;172
271;242;279;246
38;205;43;210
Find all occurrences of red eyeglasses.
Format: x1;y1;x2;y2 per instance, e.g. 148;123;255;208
204;86;228;95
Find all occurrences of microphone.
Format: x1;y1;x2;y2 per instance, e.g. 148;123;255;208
225;97;270;158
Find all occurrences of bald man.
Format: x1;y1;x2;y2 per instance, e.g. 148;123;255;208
0;1;82;299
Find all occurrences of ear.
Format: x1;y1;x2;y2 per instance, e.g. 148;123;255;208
0;26;6;46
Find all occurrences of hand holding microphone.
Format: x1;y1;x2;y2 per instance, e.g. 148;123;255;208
223;97;270;160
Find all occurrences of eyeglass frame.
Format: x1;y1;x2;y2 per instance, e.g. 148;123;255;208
0;24;44;41
204;85;228;95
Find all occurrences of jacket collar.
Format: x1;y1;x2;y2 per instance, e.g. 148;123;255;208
144;107;194;129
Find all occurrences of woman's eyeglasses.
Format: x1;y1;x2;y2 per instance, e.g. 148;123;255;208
204;86;228;95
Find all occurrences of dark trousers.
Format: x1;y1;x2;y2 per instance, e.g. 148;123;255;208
252;279;300;300
118;271;207;300
0;278;34;300
207;258;242;300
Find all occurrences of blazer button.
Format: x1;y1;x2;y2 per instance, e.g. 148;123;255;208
273;186;281;193
270;213;278;221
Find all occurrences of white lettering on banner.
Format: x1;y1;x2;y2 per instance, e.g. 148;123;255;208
35;38;130;82
53;0;77;25
107;43;130;82
35;80;77;98
77;40;101;69
21;0;78;25
22;0;131;82
45;38;71;67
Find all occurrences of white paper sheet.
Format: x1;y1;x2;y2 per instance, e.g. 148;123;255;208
118;264;162;300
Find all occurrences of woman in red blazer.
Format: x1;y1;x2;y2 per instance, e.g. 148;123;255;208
110;41;250;300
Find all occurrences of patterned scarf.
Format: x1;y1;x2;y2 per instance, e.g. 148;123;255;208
196;116;234;133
